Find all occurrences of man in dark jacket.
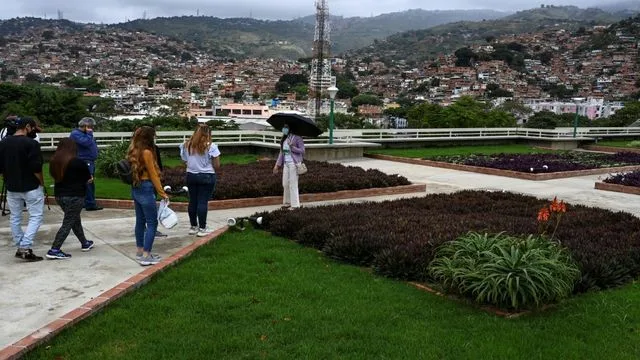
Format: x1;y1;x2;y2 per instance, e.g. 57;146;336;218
0;117;45;261
70;117;102;211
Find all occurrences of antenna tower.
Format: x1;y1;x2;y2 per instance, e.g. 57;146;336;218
57;10;63;20
309;0;332;118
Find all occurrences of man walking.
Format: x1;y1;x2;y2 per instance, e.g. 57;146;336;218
70;117;102;211
0;117;45;261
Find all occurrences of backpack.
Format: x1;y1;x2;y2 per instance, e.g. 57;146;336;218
116;159;133;185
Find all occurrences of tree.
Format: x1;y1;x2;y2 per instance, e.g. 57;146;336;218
275;81;290;93
524;111;559;129
454;47;477;67
596;101;640;126
165;79;185;89
351;94;382;107
24;73;43;84
233;91;245;102
190;85;201;94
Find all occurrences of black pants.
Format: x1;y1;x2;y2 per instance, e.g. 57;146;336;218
52;196;87;249
186;173;216;229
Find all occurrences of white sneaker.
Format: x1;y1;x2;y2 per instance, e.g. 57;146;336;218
188;226;198;235
196;227;213;237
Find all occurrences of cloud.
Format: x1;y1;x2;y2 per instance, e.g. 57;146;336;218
1;0;628;23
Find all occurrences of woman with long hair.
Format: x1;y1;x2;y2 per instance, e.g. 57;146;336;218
272;122;305;209
47;138;94;259
180;124;220;237
127;126;169;266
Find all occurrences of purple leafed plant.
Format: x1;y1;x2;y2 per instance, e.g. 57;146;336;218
427;152;640;173
604;170;640;187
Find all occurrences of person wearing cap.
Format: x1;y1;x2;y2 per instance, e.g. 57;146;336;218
0;117;45;261
70;117;102;211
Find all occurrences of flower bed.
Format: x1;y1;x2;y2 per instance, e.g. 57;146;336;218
603;170;640;187
427;152;640;173
162;160;411;200
253;191;640;309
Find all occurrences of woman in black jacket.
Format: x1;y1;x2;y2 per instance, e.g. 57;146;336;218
47;138;95;259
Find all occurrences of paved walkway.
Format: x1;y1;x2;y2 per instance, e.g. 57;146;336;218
2;157;640;350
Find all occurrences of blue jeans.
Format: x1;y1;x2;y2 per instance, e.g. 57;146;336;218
7;187;44;249
131;181;158;252
186;172;216;229
85;160;97;209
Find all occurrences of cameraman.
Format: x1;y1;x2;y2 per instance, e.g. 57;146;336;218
70;117;102;211
0;117;45;262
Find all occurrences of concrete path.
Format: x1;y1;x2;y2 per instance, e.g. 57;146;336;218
2;157;640;350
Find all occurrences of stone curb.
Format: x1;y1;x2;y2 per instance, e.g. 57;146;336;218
583;145;640;154
594;181;640;195
0;227;229;360
408;282;552;319
34;184;427;211
365;153;640;181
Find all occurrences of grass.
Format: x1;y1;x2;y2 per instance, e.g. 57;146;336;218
596;139;640;148
24;229;640;359
0;154;258;200
365;144;557;158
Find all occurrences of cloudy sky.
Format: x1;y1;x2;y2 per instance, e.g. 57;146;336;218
1;0;629;23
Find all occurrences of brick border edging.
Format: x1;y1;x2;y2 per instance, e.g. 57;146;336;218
0;227;229;360
34;184;426;212
594;181;640;195
409;282;554;318
583;145;640;154
365;153;640;181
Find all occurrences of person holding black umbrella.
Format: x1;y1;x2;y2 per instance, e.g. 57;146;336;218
272;122;305;209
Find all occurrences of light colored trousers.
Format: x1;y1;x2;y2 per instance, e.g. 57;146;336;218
7;186;44;249
282;162;300;208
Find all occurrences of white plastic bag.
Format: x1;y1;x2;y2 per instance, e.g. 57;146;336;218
157;199;178;229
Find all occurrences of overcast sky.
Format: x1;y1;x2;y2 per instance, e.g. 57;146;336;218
1;0;629;24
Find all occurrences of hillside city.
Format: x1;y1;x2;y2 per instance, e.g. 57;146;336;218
1;8;640;128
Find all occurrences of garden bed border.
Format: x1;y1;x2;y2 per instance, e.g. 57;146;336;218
594;181;640;195
0;227;229;360
582;145;640;154
365;153;640;180
36;184;427;211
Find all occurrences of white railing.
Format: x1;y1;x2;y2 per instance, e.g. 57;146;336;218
36;127;640;151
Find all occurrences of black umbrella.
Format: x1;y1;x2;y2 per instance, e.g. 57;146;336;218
267;112;323;137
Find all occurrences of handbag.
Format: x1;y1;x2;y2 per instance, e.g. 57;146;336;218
296;162;308;175
157;199;178;229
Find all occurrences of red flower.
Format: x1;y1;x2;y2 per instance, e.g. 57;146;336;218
537;207;550;222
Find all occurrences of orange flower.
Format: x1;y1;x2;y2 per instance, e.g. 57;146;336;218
559;200;566;213
537;207;550;222
549;196;561;213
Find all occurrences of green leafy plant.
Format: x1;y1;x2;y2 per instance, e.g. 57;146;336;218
429;232;580;310
96;141;130;178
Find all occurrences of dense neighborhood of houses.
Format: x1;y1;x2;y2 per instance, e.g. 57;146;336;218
0;19;638;128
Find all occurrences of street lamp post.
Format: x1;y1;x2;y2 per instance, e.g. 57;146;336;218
327;86;339;144
572;97;585;138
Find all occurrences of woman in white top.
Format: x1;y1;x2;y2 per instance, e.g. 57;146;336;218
180;124;221;237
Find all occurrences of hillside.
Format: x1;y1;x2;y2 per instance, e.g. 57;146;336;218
0;17;82;36
109;9;508;59
349;6;632;63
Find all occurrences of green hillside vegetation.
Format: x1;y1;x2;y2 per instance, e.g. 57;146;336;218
111;10;508;59
353;6;629;63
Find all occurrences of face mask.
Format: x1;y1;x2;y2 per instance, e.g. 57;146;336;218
282;128;289;136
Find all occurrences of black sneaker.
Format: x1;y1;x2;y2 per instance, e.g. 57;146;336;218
85;206;104;211
17;249;43;262
155;231;168;238
46;249;72;260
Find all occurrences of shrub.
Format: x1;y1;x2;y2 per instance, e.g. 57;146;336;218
603;170;640;187
254;191;640;293
161;161;411;199
427;152;640;173
429;232;580;310
96;141;129;178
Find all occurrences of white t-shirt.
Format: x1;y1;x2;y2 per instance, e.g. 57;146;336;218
180;142;221;174
283;142;293;163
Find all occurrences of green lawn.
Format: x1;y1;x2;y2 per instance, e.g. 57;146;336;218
1;154;258;200
596;139;640;148
366;144;558;158
24;229;640;359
